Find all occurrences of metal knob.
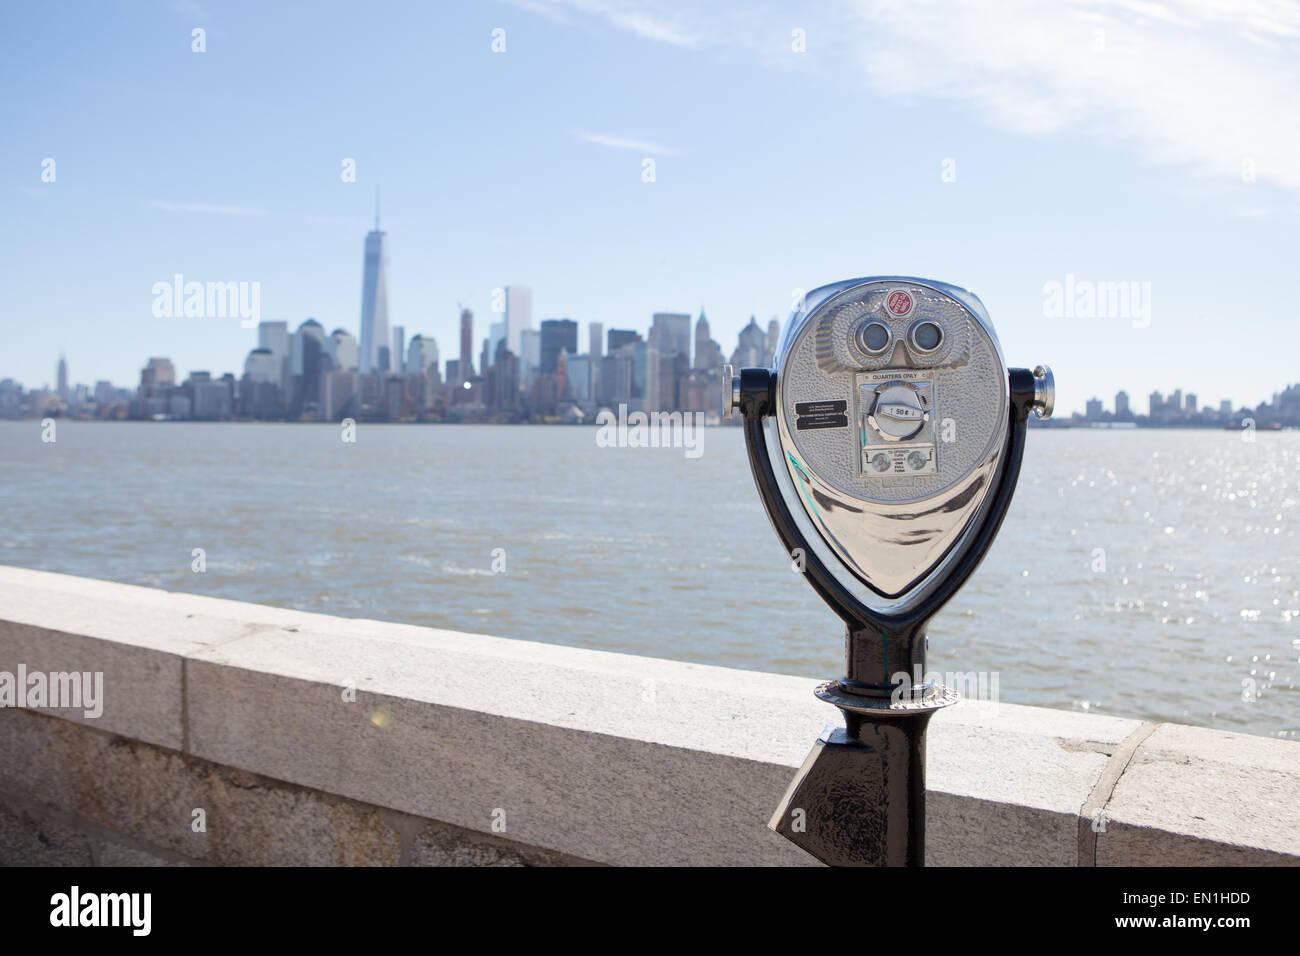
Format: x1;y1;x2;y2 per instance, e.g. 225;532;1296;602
1032;365;1055;420
867;381;928;441
722;364;739;416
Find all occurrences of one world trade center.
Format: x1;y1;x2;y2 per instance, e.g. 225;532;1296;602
359;192;391;374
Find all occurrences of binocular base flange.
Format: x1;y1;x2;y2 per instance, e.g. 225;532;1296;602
769;681;957;867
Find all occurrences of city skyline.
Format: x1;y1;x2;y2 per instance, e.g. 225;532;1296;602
8;224;1298;416
1070;386;1300;428
4;3;1299;414
9;212;1298;424
7;206;1295;423
9;295;1298;428
10;275;1296;421
0;205;777;423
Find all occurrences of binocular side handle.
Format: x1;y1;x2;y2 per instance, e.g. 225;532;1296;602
735;365;1041;695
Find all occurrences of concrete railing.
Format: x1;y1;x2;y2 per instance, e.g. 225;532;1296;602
1;565;1296;866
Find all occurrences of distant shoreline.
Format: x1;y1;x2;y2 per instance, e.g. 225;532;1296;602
0;417;1292;432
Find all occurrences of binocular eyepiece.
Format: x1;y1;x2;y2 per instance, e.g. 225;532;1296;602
728;276;1052;866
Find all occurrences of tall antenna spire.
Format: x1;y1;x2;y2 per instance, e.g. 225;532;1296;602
374;185;380;231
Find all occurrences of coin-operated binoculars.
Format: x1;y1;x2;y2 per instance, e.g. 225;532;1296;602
724;277;1053;867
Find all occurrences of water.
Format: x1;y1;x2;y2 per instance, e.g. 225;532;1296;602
1;421;1296;738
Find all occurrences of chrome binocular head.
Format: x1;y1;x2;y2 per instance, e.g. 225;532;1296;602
728;276;1052;618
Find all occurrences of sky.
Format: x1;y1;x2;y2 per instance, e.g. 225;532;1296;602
2;0;1298;415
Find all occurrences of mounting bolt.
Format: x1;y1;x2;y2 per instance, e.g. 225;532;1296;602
722;364;740;416
1032;365;1055;420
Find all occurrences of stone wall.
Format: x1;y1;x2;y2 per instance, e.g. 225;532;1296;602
1;566;1296;866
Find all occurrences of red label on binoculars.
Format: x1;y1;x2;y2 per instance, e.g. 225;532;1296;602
886;290;914;316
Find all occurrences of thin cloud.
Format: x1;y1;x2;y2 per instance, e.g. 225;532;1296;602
506;0;700;47
532;0;1300;194
580;131;679;156
172;0;207;19
499;0;568;20
149;200;267;216
850;0;1300;192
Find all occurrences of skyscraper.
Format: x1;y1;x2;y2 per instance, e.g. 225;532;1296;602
504;286;532;356
608;329;640;352
292;319;326;374
651;313;691;362
391;326;405;374
589;322;603;361
140;357;175;388
241;348;282;420
359;198;390;375
520;329;541;381
329;329;359;371
693;310;722;370
459;308;474;378
56;353;67;399
540;319;578;373
258;320;290;391
488;321;505;366
292;319;326;414
730;316;766;369
405;335;439;376
565;354;591;401
636;340;660;412
243;349;278;384
323;370;359;422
